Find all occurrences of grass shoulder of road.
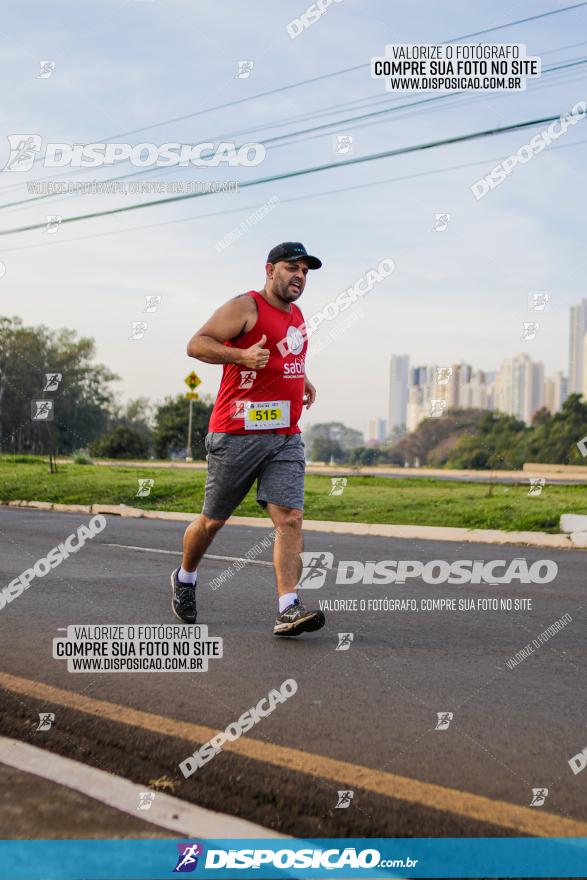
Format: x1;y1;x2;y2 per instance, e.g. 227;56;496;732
2;457;586;532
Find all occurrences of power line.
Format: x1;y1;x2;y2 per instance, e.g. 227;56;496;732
0;112;574;238
440;1;587;41
274;71;579;155
66;1;587;143
0;63;362;188
256;59;587;149
2;136;584;255
1;1;585;194
2;55;585;216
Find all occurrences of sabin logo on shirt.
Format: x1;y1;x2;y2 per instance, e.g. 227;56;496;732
283;358;305;378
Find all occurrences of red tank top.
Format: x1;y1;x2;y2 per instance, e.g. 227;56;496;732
208;290;308;434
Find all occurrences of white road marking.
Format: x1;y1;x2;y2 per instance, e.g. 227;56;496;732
0;736;286;838
104;542;274;567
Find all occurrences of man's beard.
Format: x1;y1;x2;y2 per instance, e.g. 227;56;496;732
277;279;302;302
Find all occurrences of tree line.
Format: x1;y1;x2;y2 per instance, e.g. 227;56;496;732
2;315;585;467
0;316;212;460
308;401;587;468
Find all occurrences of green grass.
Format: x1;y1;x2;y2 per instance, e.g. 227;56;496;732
1;457;586;532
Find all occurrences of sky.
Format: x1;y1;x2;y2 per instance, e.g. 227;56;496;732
0;0;586;438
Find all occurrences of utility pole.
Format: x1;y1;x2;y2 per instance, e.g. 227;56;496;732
186;397;194;462
184;371;202;462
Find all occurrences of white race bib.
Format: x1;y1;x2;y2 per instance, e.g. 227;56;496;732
243;400;290;430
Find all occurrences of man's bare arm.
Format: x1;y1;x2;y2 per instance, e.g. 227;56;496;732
303;375;316;409
187;296;270;370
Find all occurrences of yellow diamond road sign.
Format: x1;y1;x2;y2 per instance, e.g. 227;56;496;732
185;371;201;391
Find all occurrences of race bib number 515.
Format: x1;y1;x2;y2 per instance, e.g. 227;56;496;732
244;400;290;430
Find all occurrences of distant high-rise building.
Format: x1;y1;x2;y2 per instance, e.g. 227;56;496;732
496;353;544;424
461;370;489;410
569;299;587;395
369;418;389;443
446;361;473;408
409;365;431;387
494;359;513;416
406;364;451;430
388;355;410;434
406;384;425;432
485;371;497;412
544;372;568;414
446;363;461;408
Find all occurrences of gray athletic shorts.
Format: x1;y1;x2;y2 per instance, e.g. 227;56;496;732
202;431;306;520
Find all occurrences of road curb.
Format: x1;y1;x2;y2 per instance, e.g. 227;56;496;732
3;499;584;549
0;735;288;839
279;520;576;549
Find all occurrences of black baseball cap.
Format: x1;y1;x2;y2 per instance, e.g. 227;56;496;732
266;241;322;270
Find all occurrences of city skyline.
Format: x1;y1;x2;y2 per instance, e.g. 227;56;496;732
378;297;585;440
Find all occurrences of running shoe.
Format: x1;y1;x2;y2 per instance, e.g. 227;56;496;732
273;597;325;636
170;568;197;624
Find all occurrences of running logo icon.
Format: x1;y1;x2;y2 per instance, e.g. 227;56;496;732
335;790;354;808
232;400;248;419
173;843;204;873
334;134;353;154
130;321;148;340
435;712;453;730
44;215;62;234
36;712;55;731
297;551;334;589
3;134;42;171
31;400;54;421
336;633;354;651
432;212;450;231
43;373;62;392
238;370;256;390
521;321;539;341
530;787;548;807
428;398;447;417
528;477;545;497
143;295;161;313
528;291;550;311
329;477;347;496
435;366;453;385
236;61;254;78
137;791;155;810
37;61;55;79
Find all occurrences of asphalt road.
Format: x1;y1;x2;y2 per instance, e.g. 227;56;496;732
0;507;585;841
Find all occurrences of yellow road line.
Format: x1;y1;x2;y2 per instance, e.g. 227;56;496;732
1;670;584;837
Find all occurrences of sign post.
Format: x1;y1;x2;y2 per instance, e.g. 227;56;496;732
184;372;202;461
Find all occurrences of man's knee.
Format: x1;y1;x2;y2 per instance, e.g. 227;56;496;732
271;506;303;531
199;514;226;537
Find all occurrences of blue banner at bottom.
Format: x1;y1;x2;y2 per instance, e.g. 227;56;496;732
0;837;586;879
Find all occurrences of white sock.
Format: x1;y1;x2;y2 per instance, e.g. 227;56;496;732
279;592;298;613
178;566;197;585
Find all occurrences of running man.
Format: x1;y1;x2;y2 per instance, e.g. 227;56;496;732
170;242;326;637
